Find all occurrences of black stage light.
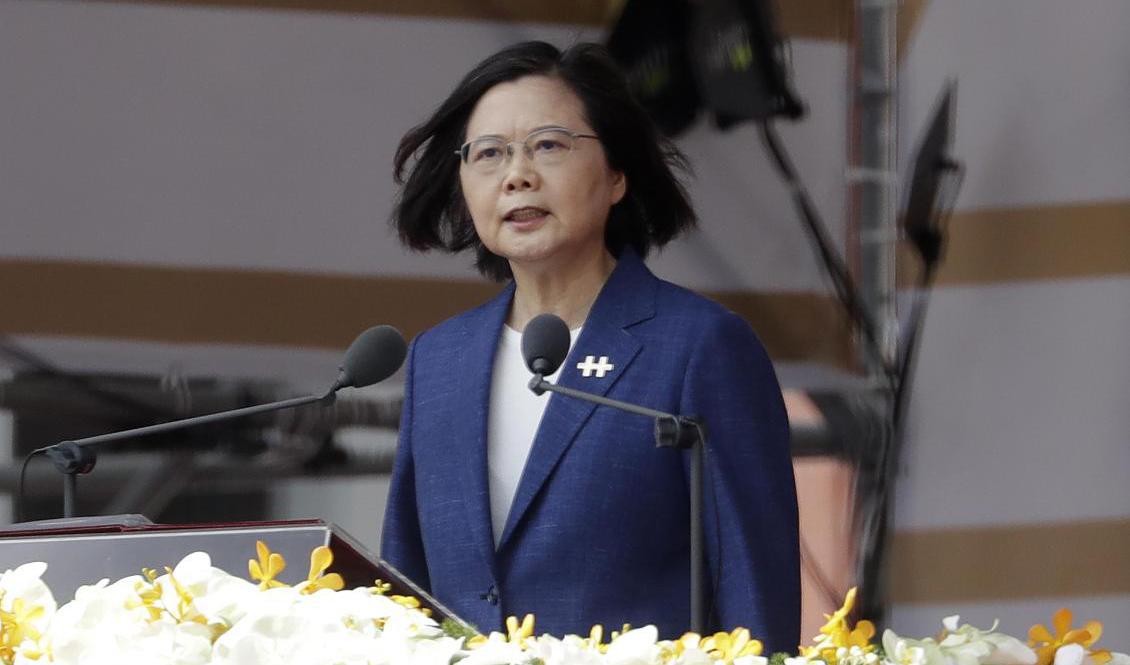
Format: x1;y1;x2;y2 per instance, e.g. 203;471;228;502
607;0;702;137
688;0;805;125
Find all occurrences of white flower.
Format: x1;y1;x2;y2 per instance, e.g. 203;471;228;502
0;561;56;617
604;626;662;665
882;630;946;665
154;551;261;628
0;561;57;662
525;634;604;665
458;632;531;665
43;575;213;665
1054;644;1090;665
209;584;444;665
940;616;1036;665
1049;645;1130;665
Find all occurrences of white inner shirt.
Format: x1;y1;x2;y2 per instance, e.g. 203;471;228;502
487;324;579;548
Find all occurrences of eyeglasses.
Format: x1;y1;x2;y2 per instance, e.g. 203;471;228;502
456;127;600;174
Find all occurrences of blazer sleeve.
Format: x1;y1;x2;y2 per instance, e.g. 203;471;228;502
380;337;431;592
681;311;800;653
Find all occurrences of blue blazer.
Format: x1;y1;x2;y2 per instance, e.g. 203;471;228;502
381;251;800;651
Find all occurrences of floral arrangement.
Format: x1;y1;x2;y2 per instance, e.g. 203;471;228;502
0;544;1123;665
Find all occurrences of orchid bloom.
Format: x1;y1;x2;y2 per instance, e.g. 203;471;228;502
247;540;287;590
801;587;877;664
1029;608;1111;665
298;545;344;594
703;627;764;663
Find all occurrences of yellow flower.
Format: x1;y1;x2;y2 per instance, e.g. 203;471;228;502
585;624;609;653
505;613;536;647
703;628;764;663
800;587;877;663
248;541;288;590
389;594;432;617
126;579;164;622
583;624;632;654
0;594;47;663
1028;608;1111;665
299;546;344;594
466;614;536;650
163;566;207;625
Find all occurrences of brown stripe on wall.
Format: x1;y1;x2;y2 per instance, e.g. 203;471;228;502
900;200;1130;287
898;0;930;58
0;259;854;367
889;517;1130;604
86;0;619;25
85;0;854;41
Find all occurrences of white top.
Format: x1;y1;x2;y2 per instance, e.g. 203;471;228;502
487;324;578;548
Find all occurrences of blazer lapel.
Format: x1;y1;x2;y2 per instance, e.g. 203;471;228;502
498;251;658;549
452;282;515;577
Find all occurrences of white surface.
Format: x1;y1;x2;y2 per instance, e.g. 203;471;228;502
894;276;1130;530
900;0;1130;210
0;0;852;293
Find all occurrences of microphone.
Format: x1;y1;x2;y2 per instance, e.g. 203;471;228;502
518;313;708;633
521;313;572;378
333;325;409;391
24;325;407;519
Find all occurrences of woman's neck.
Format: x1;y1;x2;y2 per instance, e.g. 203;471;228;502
507;249;616;330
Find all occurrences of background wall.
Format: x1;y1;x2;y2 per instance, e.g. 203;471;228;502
0;0;1126;648
887;0;1130;642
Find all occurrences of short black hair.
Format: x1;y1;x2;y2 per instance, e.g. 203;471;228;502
391;41;696;281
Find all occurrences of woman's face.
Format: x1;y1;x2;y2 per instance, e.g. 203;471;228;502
459;75;626;274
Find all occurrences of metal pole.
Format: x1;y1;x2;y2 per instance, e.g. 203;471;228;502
63;472;76;518
689;438;705;634
853;0;900;625
853;0;899;370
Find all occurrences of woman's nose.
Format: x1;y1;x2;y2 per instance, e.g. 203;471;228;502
502;148;539;191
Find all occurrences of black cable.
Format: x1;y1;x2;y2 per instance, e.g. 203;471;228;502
757;120;898;389
16;448;49;523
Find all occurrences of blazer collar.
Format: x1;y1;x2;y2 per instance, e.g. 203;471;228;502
451;280;515;578
497;249;658;548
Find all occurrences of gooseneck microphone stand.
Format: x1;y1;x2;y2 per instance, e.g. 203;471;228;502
33;391;338;518
527;372;709;635
21;324;406;520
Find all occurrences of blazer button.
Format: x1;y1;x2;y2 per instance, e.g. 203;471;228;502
479;585;499;605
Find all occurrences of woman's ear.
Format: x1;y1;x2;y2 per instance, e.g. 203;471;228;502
610;170;627;206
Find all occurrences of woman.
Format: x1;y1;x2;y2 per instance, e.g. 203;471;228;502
381;41;799;651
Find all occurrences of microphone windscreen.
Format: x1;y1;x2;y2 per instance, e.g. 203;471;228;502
340;325;407;388
521;313;571;376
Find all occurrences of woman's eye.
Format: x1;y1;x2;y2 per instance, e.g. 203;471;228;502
473;146;501;161
534;139;566;152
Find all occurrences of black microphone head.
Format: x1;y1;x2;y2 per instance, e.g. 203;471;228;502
338;325;407;389
521;313;571;376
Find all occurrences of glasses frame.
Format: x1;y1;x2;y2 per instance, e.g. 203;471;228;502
455;126;600;172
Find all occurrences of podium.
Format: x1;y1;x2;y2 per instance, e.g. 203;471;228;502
0;516;466;628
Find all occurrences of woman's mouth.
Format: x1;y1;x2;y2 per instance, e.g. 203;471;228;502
504;207;549;225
